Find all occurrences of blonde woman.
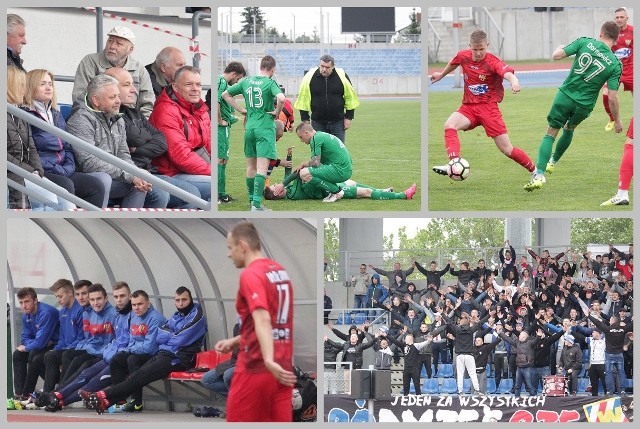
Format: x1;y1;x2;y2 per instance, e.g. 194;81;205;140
7;66;59;210
25;69;109;207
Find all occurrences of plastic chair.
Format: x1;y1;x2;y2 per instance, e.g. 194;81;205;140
497;378;514;394
438;363;454;378
440;378;458;394
486;378;496;393
423;378;439;394
59;103;73;120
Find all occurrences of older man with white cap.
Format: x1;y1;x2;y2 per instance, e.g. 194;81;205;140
72;26;155;117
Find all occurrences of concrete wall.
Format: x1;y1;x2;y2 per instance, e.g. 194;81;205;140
429;7;632;62
9;7;212;104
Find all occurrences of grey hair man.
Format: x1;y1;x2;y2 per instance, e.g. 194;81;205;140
66;74;151;208
145;47;187;97
72;26;155;118
7;13;27;71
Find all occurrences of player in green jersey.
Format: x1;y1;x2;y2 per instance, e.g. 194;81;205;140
222;55;285;211
293;122;353;203
263;174;417;202
217;61;246;204
525;21;623;192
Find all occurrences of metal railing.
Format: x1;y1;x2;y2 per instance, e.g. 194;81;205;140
7;164;99;210
7;104;211;211
191;11;211;69
426;19;441;63
325;245;578;284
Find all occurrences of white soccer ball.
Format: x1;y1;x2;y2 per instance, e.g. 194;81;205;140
447;157;470;181
292;388;303;410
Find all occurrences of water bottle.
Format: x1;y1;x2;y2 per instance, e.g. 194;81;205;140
108;404;124;413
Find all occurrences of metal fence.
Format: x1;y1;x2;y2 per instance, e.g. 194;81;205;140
324;362;353;395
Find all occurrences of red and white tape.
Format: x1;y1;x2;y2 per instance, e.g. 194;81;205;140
82;7;208;57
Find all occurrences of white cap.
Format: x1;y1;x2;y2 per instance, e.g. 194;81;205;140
107;26;135;45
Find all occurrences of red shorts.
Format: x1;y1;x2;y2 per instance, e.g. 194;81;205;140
457;103;508;137
627;117;634;139
225;371;293;422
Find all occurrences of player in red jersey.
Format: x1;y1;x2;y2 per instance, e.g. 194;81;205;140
602;117;633;206
604;7;633;131
217;221;296;422
431;30;535;177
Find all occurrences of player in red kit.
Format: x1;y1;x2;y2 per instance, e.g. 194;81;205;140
602;117;634;206
431;30;535;177
604;7;633;131
217;221;296;422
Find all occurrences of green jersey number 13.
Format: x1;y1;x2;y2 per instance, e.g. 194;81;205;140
245;86;264;108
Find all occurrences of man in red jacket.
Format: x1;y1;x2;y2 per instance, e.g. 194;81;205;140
149;65;211;202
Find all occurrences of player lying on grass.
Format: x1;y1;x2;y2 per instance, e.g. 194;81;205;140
263;173;416;202
430;29;535;177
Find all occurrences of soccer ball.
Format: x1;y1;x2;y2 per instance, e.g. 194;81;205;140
447;157;470;181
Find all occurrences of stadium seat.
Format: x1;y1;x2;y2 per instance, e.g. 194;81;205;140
423;378;439;394
420;366;428;378
438;363;454;378
59;103;72;120
462;378;472;393
486;378;496;393
496;379;513;394
577;378;590;393
440;378;458;394
336;313;345;325
409;380;416;394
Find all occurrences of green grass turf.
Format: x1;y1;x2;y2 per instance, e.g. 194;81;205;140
218;99;421;212
428;87;633;211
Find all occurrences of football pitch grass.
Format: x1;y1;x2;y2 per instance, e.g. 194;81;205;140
428;87;634;212
218;99;421;212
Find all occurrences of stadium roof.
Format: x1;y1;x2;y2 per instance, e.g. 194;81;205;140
7;218;317;372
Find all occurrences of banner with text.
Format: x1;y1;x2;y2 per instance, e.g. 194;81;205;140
325;395;633;423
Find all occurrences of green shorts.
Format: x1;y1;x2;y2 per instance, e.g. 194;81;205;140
308;164;352;184
244;128;276;159
218;125;230;160
546;90;592;130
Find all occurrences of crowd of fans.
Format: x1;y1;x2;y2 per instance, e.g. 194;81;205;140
324;242;633;397
7;13;211;210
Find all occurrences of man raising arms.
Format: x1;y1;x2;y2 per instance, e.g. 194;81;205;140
217;221;296;422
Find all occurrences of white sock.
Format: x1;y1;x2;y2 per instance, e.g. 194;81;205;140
616;189;629;200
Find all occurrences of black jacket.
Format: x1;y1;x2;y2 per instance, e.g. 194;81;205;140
328;332;375;370
300;69;354;122
7;112;44;208
415;262;450;287
498;332;540;368
7;48;26;72
588;315;633;354
121;105;167;172
441;314;490;355
449;267;480;286
560;343;582;371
